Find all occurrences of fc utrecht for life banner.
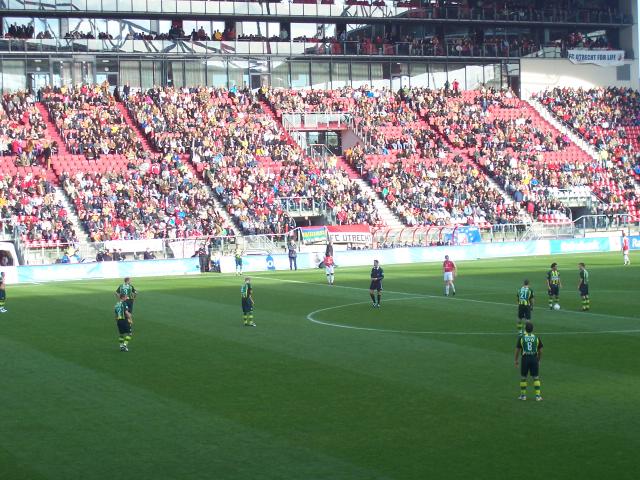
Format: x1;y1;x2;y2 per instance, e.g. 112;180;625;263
326;225;372;245
567;49;625;67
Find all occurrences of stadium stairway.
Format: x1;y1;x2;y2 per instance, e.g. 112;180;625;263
420;109;534;223
335;156;361;180
0;157;57;183
529;97;640;190
526;98;601;161
35;102;70;155
53;186;92;245
177;154;244;237
115;101;156;153
258;100;299;147
353;179;404;229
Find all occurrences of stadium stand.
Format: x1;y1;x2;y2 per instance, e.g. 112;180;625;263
537;87;640;220
40;84;144;161
266;86;522;226
126;86;384;233
0;90;55;166
0;171;79;246
60;152;235;241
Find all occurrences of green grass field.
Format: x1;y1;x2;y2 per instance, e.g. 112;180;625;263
1;252;638;480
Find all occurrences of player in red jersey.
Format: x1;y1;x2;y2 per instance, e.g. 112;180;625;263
324;255;335;285
443;255;457;296
622;231;630;266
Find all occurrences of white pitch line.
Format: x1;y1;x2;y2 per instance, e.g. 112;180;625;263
254;274;640;323
306;297;640;336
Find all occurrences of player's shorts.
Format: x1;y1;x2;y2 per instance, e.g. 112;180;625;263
0;289;5;301
518;304;531;320
235;258;243;266
242;298;254;313
548;284;559;296
369;280;383;291
125;299;135;314
520;355;539;377
325;265;334;275
579;284;589;296
443;271;453;282
117;319;131;335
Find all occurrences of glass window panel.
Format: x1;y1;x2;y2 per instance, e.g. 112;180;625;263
409;63;429;88
465;64;485;89
207;59;227;87
120;60;141;88
141;61;155;89
430;64;447;89
184;61;206;87
170;61;184;87
271;60;289;88
290;62;310;89
448;64;465;89
311;61;330;90
228;60;248;89
370;62;387;89
351;62;369;88
331;62;349;88
2;60;25;93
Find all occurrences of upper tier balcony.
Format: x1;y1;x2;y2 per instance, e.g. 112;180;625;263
0;37;623;60
0;0;632;25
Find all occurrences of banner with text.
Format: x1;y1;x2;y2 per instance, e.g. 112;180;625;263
326;225;372;245
567;49;625;67
300;226;328;244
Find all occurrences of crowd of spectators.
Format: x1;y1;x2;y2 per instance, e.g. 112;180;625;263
206;152;380;234
537;87;639;215
0;172;79;245
126;85;383;233
267;85;520;226
421;86;587;220
4;23;34;39
63;30;114;40
41;83;144;160
61;152;235;241
0;90;57;167
561;31;611;51
364;155;520;226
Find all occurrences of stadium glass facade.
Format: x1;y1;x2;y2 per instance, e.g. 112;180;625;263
0;0;635;93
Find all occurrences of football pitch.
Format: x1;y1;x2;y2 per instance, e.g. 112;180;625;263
1;252;638;480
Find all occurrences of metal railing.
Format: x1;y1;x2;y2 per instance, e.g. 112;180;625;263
281;112;352;130
0;1;631;24
278;196;326;216
0;38;626;60
573;214;638;236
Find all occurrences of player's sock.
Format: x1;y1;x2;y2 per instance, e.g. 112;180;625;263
243;314;248;325
377;294;381;306
533;379;541;397
330;274;334;284
520;379;527;396
124;335;131;346
248;314;254;325
445;285;449;296
118;335;124;345
370;293;376;303
548;296;553;308
586;296;590;310
516;321;524;332
451;284;455;294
